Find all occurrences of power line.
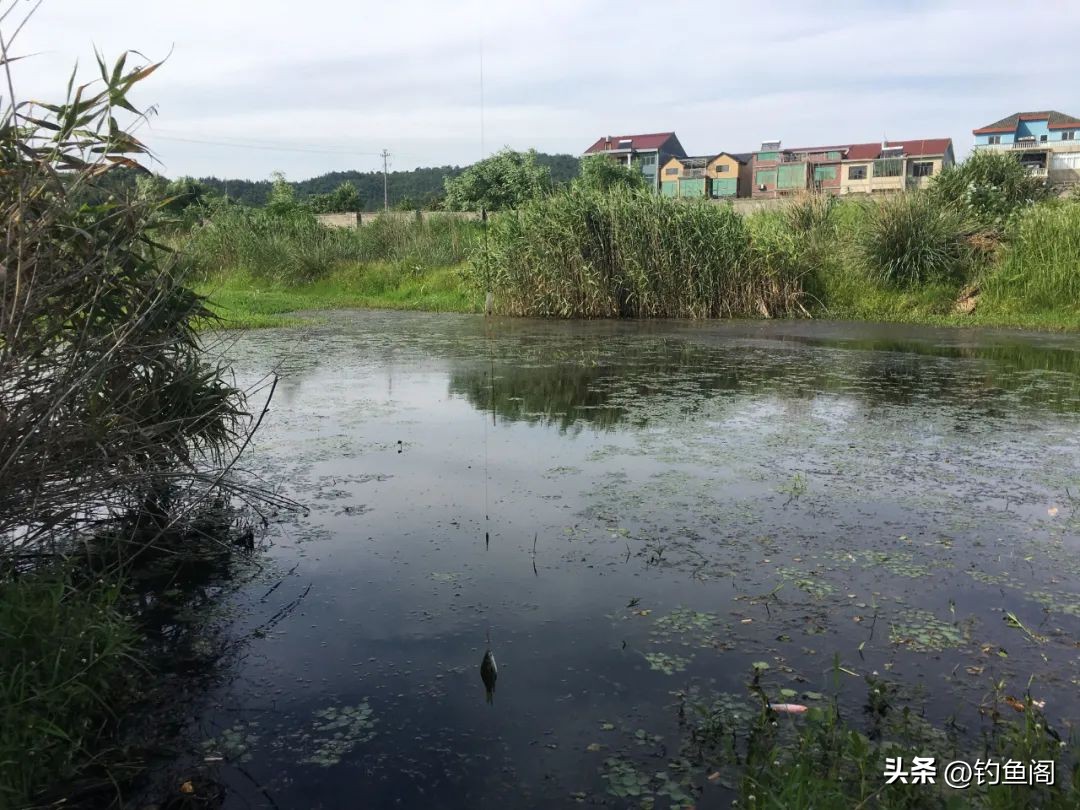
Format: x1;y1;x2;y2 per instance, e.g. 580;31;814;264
151;133;386;158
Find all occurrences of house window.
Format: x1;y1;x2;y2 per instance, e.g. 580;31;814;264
1063;131;1076;141
757;151;780;162
911;162;934;177
814;165;837;181
987;135;1001;145
715;164;729;173
664;167;679;176
1040;134;1048;142
638;154;657;166
873;158;903;177
848;165;867;180
755;169;777;188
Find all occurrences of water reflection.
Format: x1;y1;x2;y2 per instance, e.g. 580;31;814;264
447;326;1080;432
197;312;1080;809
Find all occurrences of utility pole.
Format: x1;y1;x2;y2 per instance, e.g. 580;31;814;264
380;149;390;211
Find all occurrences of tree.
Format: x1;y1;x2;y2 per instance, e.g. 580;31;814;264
265;170;300;216
929;150;1049;230
573;154;647;193
163;176;213;212
308;181;361;213
443;148;552;211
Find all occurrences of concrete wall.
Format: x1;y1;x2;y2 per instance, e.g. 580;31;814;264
317;211;483;229
719;197;789;215
316;212;360;228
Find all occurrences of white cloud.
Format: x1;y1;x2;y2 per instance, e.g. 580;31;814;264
9;0;1078;178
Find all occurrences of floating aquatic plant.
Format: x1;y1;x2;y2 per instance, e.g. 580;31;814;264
643;651;692;676
298;702;378;767
889;610;965;652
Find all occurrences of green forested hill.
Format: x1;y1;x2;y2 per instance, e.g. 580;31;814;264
196;153;580;210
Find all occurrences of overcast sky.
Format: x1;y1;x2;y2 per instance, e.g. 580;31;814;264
12;0;1078;181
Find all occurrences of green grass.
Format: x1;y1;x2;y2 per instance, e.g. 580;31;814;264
183;206;482;285
199;262;481;328
187;194;1080;333
983;201;1080;313
0;569;139;806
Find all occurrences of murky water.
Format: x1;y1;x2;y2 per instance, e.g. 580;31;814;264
190;312;1080;808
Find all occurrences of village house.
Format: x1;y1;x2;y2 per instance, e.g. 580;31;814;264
582;132;686;192
750;141;847;198
839;139;955;194
750;138;954;198
972;110;1080;186
659;153;752;199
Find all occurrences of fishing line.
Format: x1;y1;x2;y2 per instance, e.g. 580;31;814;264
480;33;491;551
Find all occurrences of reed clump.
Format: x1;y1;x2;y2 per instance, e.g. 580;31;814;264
0;31;273;805
983;200;1080;311
854;192;977;286
472;188;809;318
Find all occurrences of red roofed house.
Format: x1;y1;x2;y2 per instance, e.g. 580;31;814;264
840;139;955;195
751;141;848;198
972;111;1080;186
751;138;954;198
583;132;686;192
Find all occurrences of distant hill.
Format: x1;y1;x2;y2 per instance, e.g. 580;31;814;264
197;153;581;210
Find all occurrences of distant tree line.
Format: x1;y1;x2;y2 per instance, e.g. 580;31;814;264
70;152;585;213
188;153;581;210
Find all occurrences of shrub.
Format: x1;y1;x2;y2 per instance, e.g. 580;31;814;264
574;154;648;193
856;193;975;286
929;150;1048;230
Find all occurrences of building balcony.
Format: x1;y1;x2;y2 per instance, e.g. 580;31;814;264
977;140;1078;153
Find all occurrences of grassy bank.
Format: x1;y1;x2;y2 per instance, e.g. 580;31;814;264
184;205;484;326
179;157;1080;331
199;262;479;328
0;570;138;806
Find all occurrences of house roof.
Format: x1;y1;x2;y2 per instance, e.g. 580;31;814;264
729;152;753;164
678;155;717;169
844;138;953;161
973;111;1080;134
781;145;851;155
584;132;680;153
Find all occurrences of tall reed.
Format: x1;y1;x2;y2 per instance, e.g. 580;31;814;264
983;200;1080;310
473;188;809;318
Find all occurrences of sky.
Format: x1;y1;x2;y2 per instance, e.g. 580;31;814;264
11;0;1079;181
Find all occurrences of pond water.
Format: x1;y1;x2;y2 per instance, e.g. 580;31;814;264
190;312;1080;808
